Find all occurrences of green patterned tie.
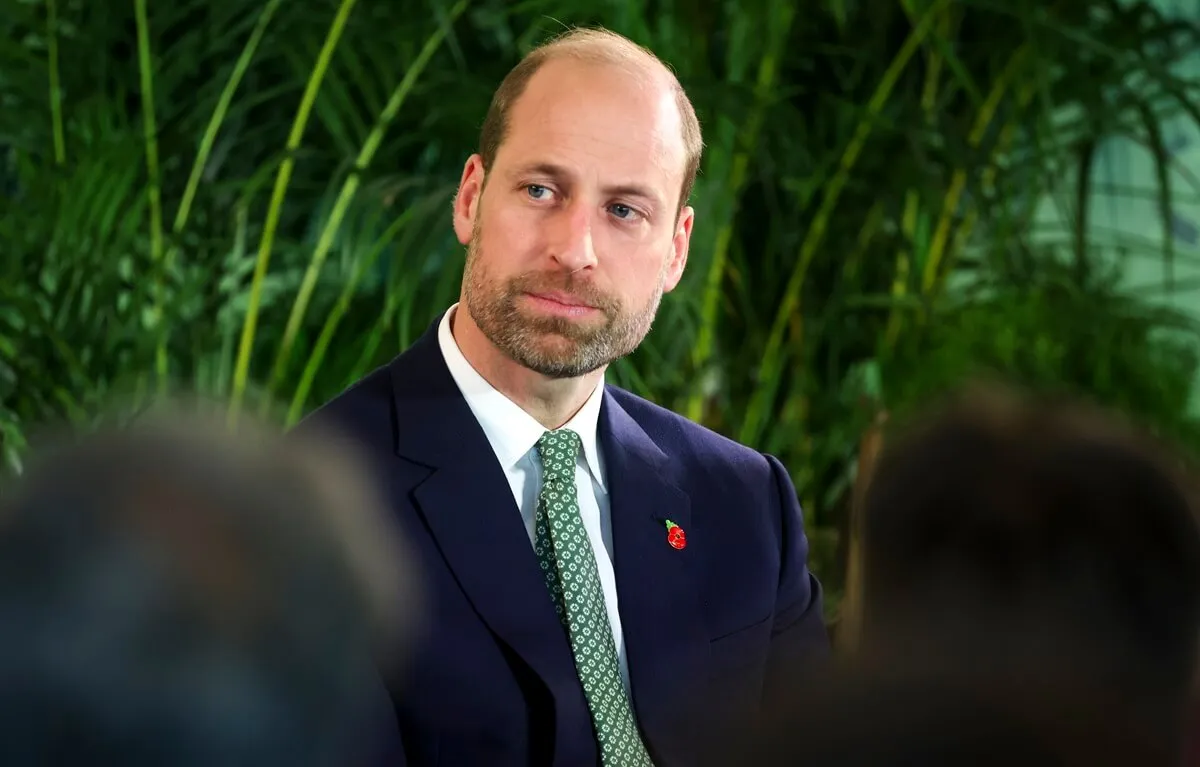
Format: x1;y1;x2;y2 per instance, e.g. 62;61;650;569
534;429;655;767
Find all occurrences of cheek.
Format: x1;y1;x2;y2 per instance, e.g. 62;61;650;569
602;242;671;292
481;206;541;260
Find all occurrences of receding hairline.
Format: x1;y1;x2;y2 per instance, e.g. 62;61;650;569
535;28;680;81
478;26;704;209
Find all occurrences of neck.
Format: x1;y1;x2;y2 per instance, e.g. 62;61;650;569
451;305;603;430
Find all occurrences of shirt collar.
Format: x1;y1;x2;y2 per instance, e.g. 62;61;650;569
437;304;607;491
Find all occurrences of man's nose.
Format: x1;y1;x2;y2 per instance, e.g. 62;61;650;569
550;201;598;272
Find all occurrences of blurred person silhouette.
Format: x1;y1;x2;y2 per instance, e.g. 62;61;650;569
727;383;1200;766
0;405;419;767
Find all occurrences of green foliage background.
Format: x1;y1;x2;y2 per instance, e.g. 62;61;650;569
4;0;1200;615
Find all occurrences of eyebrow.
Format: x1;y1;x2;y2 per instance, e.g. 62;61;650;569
508;161;664;209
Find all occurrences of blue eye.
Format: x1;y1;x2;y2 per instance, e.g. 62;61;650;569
526;185;550;199
610;204;634;219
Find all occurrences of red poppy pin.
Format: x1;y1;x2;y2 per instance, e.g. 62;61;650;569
664;519;686;550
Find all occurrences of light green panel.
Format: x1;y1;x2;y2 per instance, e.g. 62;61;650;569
1033;0;1200;412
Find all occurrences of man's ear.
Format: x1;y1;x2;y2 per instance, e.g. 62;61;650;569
662;205;694;293
453;154;486;245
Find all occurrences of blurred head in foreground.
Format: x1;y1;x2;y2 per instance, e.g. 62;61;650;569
858;384;1200;757
741;383;1200;766
0;406;417;766
859;384;1200;695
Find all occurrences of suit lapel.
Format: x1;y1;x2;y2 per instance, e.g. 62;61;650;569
601;392;710;762
387;321;578;703
387;320;709;762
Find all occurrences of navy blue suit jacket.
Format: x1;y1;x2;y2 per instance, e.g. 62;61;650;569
300;314;828;766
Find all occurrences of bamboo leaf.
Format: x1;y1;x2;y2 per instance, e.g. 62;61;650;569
739;0;952;446
263;0;470;412
228;0;360;427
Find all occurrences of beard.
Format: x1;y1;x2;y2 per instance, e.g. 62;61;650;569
461;221;666;379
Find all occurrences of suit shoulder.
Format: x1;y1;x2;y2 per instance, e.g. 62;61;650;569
292;361;395;448
605;386;776;479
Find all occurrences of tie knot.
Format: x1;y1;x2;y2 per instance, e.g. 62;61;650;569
536;429;582;483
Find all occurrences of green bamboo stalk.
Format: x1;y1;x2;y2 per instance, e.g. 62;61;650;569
285;207;417;425
945;84;1036;280
213;204;249;400
134;0;166;389
684;1;796;423
1135;99;1174;291
882;192;919;352
916;2;948;115
227;0;360;428
738;0;951;447
920;46;1028;293
844;202;885;286
46;0;65;165
882;5;948;351
157;0;284;398
171;0;284;238
262;0;469;414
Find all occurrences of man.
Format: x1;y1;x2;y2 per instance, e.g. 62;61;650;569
301;26;828;766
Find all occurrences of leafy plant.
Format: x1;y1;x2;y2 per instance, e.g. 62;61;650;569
3;0;1199;617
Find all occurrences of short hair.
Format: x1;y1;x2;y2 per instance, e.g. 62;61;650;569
478;27;703;211
0;409;416;766
857;383;1200;745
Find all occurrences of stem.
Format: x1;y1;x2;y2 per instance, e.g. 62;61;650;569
134;0;166;390
227;0;360;427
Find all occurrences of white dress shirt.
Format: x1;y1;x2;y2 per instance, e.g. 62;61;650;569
436;303;630;690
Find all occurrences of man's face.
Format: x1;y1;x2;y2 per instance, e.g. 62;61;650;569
453;57;694;379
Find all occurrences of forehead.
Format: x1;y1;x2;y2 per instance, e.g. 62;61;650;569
496;57;686;197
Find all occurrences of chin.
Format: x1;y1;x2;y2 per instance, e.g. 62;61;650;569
527;334;585;360
516;338;605;378
526;359;605;380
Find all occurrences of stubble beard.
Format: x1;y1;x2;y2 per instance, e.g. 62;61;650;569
461;222;666;379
